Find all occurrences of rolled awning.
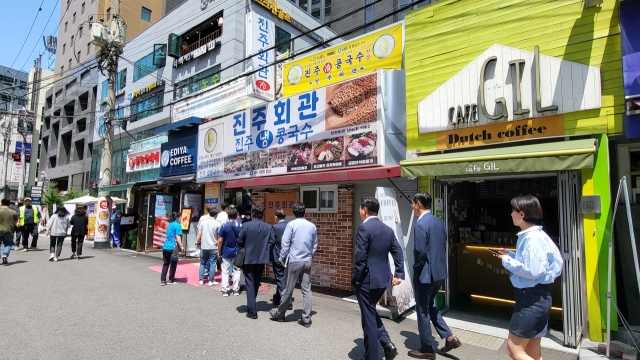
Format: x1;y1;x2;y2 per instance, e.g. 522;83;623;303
400;138;597;178
100;183;135;192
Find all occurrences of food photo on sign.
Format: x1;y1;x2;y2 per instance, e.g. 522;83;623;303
325;74;378;130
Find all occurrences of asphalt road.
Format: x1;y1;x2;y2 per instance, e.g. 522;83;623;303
0;239;578;359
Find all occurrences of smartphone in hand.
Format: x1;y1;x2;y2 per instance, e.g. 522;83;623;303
487;249;502;256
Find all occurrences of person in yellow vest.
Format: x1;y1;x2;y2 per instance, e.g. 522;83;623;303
19;198;40;252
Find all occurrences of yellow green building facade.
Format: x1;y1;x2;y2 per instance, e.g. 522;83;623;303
401;0;623;344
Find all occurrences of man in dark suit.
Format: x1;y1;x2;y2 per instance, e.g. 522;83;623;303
353;196;404;360
408;192;460;359
270;209;290;308
238;206;275;319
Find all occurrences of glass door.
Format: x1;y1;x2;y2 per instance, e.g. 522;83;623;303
432;179;450;311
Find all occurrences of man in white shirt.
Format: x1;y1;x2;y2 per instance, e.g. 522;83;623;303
216;202;230;224
196;208;222;286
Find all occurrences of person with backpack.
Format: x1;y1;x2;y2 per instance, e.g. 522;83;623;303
45;207;71;262
216;207;243;296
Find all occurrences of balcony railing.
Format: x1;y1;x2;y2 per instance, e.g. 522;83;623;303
183;29;222;54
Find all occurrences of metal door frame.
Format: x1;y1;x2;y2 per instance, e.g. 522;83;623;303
432;179;450;311
558;171;587;347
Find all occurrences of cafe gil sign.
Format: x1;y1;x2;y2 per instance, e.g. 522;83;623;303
418;44;602;134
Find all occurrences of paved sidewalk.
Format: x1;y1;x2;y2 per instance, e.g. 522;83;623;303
0;242;579;359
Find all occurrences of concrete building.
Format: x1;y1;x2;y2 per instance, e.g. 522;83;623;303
91;0;340;198
39;0;180;191
26;62;54;191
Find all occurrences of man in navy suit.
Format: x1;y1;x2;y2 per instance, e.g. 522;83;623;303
353;196;404;360
238;206;275;319
408;192;460;359
270;209;290;308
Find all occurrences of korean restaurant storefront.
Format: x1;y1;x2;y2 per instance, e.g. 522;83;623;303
401;0;624;347
196;24;415;292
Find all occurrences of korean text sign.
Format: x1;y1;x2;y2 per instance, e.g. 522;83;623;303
197;72;384;183
283;24;402;97
246;11;276;101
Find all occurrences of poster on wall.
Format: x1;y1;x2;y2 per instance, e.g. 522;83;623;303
197;72;385;183
10;162;30;183
376;187;415;314
204;183;220;205
152;195;173;248
183;193;203;220
264;193;298;225
94;197;110;243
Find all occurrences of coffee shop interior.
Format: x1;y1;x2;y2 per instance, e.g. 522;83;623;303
434;174;564;333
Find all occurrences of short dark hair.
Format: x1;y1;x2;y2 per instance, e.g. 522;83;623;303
360;196;379;215
9;201;15;205
227;207;239;219
252;207;264;219
292;202;306;218
221;202;230;210
412;192;432;209
511;196;543;224
170;212;180;222
1;199;10;206
206;205;216;213
210;208;220;217
275;209;286;219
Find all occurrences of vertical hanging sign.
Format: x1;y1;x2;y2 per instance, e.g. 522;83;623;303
246;11;276;102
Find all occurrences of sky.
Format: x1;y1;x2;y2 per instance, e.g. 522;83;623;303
0;0;60;74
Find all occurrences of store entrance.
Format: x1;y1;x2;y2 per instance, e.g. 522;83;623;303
433;172;584;346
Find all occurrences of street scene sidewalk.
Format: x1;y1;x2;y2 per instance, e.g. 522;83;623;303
1;241;579;360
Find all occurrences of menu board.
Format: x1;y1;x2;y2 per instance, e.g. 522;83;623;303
477;178;558;199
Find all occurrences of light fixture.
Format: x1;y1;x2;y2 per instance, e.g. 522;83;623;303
471;294;562;311
465;245;516;251
218;17;223;26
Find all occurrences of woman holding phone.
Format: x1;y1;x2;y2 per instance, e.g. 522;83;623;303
161;212;185;285
495;196;563;360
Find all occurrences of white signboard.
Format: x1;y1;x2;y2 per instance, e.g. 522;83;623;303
94;197;110;244
376;187;415;314
171;78;263;122
10;162;30;183
418;44;602;134
246;11;276;102
197;72;384;183
126;148;161;173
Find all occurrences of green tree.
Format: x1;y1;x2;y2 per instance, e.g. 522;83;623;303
43;181;62;214
62;188;87;202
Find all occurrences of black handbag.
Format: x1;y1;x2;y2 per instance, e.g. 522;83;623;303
230;224;245;267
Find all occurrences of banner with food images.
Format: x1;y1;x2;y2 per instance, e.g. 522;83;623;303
283;24;403;97
196;71;384;183
95;197;110;243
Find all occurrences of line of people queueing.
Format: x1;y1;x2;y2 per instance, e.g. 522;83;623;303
157;193;563;360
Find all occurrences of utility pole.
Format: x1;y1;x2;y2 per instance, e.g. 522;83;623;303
94;0;125;248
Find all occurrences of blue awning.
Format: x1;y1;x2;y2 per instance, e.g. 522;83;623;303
154;116;201;135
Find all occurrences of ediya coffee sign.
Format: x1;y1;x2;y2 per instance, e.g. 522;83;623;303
418;44;602;134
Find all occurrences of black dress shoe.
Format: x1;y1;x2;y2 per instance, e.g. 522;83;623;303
383;341;398;360
246;312;258;319
297;319;311;328
440;336;461;353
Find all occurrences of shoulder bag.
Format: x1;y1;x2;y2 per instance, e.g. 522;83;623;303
230;224;245;267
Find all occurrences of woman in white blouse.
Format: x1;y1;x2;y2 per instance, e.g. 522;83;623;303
496;196;563;360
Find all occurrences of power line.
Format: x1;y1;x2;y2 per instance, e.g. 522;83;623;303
18;0;61;73
8;0;47;70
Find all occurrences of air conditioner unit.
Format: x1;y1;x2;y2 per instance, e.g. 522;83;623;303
91;22;109;47
110;19;127;48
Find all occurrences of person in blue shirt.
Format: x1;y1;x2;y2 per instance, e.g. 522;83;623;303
161;212;184;285
216;207;243;296
495;196;563;360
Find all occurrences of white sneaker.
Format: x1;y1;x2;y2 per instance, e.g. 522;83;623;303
53;257;58;262
233;291;240;296
222;291;229;297
22;248;28;252
208;281;216;286
48;254;55;261
70;252;77;259
198;280;204;285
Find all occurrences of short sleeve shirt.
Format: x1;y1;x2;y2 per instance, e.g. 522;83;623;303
163;221;183;251
198;218;221;250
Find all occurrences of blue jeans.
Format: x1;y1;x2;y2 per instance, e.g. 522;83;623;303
2;234;13;258
199;249;218;282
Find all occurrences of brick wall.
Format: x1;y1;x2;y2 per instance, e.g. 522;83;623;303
250;186;354;291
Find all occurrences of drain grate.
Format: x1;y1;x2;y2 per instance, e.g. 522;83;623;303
450;328;505;351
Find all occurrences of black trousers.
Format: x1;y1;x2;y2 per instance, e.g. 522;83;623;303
71;235;85;255
271;260;286;306
49;236;65;257
243;263;265;315
356;282;390;360
14;227;22;246
21;224;38;248
161;250;177;282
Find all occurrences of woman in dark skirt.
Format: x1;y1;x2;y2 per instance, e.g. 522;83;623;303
496;196;563;360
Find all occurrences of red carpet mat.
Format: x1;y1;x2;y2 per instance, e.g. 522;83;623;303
148;263;270;293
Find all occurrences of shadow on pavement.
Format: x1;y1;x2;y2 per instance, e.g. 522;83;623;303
5;260;27;266
347;338;364;359
399;331;460;360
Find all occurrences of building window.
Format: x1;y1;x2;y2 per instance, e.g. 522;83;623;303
275;26;292;56
116;69;127;91
131;92;164;120
62;44;66;54
101;80;108;99
61;66;64;74
87;43;91;55
179;13;223;55
71;35;74;46
298;0;308;11
89;15;93;23
365;0;375;33
107;8;111;20
325;0;332;21
77;51;81;63
173;64;221;100
65;22;68;32
68;58;72;69
67;0;70;10
81;2;85;14
133;52;162;81
311;0;321;19
78;26;82;39
300;185;338;213
141;7;152;22
73;12;76;23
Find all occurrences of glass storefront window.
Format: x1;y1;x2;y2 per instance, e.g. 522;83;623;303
130;91;164;120
174;64;221;100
